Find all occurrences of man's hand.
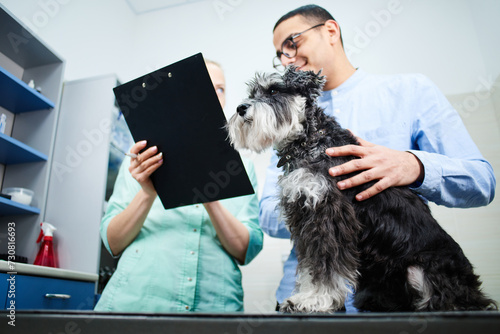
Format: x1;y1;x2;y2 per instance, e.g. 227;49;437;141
326;136;424;201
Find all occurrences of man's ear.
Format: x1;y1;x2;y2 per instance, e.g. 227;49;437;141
283;66;326;101
324;19;341;45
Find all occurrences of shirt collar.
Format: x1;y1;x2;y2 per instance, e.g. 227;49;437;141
319;68;366;102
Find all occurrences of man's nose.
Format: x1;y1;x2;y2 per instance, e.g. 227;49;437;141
281;54;296;67
237;103;250;117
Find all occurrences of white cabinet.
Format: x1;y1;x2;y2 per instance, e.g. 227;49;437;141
44;75;118;273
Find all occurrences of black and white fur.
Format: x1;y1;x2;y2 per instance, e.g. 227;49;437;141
227;66;497;313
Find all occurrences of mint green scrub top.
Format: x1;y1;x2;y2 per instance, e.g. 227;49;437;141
94;157;263;313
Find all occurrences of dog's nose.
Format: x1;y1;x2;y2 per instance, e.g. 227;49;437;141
237;103;250;117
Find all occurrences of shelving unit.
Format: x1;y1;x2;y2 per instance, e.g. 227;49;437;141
0;132;48;164
0;65;55;113
0;5;118;311
0;196;40;216
0;4;102;311
0;4;65;261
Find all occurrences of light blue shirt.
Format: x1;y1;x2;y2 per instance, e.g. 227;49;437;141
95;157;263;313
259;69;496;312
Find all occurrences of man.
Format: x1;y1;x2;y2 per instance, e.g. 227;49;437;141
260;4;495;312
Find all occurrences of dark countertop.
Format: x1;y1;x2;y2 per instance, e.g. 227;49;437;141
1;310;499;333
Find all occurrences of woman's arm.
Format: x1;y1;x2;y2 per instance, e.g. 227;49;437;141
106;141;163;255
203;201;250;264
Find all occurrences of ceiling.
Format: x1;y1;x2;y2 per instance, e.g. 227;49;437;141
125;0;210;15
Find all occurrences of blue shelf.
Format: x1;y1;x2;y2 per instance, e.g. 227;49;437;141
0;196;40;216
0;132;48;164
0;65;55;113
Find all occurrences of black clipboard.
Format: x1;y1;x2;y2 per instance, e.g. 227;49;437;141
113;53;254;209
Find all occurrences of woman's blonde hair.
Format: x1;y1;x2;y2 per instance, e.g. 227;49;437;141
205;59;223;71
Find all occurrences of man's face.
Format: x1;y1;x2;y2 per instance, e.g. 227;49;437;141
273;15;330;73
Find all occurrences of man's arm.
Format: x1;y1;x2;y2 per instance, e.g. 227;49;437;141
325;76;495;208
259;152;291;238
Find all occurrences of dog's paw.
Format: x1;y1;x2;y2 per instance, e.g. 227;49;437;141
279;295;344;314
279;299;301;314
280;299;340;313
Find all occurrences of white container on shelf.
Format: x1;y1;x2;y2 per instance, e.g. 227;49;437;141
3;187;34;205
0;113;6;133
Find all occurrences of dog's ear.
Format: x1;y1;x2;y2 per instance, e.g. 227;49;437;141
283;65;326;102
247;72;282;97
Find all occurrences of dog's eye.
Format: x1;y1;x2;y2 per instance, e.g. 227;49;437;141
270;89;279;96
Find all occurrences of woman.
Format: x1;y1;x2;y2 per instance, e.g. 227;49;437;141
95;61;262;313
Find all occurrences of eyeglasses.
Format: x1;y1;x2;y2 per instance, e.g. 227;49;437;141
273;23;325;71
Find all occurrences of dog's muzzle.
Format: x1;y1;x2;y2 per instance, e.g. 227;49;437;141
237;103;250;117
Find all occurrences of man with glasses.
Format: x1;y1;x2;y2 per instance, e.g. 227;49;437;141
260;4;495;312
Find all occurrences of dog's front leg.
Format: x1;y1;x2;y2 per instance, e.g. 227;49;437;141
278;168;361;313
280;265;353;313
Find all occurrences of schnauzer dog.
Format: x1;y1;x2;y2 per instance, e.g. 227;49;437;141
227;66;497;313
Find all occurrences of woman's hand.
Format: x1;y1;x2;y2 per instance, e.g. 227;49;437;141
128;140;163;196
107;140;163;256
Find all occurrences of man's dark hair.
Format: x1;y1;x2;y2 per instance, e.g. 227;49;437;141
273;4;343;46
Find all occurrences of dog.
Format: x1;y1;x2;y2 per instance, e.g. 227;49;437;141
226;66;497;313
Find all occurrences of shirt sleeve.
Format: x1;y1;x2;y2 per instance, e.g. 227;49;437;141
259;152;291;239
408;75;496;208
100;157;139;257
238;158;264;265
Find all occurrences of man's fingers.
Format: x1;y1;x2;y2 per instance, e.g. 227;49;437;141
335;168;376;189
325;137;376;157
326;144;367;157
355;136;374;147
354;180;388;201
329;158;366;177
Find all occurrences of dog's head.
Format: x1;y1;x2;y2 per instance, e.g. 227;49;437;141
227;66;326;152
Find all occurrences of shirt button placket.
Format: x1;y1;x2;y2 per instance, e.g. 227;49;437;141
183;206;202;312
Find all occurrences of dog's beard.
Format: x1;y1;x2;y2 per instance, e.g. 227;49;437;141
227;96;306;153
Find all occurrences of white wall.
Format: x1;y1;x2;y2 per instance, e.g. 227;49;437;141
3;0;499;114
440;82;500;311
2;0;499;312
467;0;500;81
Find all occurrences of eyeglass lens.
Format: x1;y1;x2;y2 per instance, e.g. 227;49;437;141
282;38;297;58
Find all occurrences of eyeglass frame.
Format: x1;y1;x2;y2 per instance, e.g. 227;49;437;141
273;23;325;70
